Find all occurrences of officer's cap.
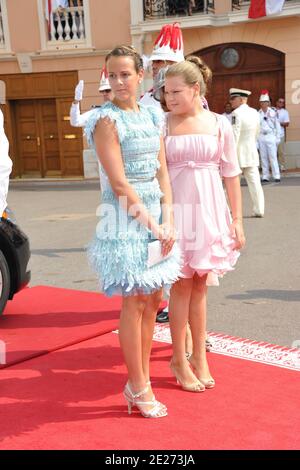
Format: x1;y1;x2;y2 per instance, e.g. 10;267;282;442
229;88;251;98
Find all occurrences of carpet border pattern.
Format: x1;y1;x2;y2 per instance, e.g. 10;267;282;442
152;325;300;371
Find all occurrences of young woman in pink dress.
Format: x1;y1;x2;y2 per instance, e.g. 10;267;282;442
162;57;246;392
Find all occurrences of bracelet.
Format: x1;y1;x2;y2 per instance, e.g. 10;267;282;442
232;217;242;222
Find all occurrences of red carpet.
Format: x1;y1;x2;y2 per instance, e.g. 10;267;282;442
0;286;122;368
0;331;299;450
0;286;299;450
0;286;166;368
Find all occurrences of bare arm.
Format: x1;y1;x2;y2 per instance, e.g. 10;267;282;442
156;136;174;226
156;136;176;254
94;117;162;239
224;175;246;250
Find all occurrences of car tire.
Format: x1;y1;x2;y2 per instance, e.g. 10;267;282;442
0;250;10;315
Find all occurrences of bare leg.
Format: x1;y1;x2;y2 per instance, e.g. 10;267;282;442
142;289;163;384
141;289;167;410
169;278;203;389
185;322;193;357
188;274;214;386
119;292;167;415
119;294;148;391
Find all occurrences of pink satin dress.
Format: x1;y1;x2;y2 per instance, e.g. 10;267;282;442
165;113;242;286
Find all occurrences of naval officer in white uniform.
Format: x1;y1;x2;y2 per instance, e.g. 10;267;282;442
230;88;265;218
258;90;281;183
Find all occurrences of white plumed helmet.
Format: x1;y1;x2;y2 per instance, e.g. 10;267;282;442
99;66;111;92
150;23;184;63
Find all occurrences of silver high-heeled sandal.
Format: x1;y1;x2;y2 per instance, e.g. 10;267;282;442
146;381;167;412
123;383;168;418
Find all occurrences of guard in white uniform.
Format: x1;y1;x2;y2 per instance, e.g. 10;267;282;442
140;23;184;108
258;90;281;182
230;88;265;217
141;24;184;324
275;97;290;171
70;67;112;127
0;109;13;215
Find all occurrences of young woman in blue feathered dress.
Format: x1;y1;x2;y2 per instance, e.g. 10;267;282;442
85;46;181;419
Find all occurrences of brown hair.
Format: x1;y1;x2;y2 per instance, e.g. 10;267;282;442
105;46;143;73
165;55;212;97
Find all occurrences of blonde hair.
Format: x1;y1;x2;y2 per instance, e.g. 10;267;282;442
165;55;212;97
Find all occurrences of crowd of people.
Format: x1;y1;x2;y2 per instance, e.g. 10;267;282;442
223;92;290;179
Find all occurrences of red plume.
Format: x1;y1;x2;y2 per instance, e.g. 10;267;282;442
155;24;172;47
170;23;182;51
260;89;269;94
101;66;108;78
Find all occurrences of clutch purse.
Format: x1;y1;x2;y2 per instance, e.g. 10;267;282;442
147;240;173;268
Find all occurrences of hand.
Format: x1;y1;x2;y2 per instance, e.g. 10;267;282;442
230;219;246;250
157;223;177;256
74;80;84;101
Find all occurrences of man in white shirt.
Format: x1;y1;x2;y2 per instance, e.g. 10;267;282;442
140;23;185;108
70;67;112;128
0;109;12;216
275;97;290;171
230;88;265;218
258;90;281;183
222;102;233;124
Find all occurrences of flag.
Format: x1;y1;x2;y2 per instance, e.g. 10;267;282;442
248;0;285;19
45;0;52;22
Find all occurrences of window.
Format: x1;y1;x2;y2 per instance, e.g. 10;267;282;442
45;0;85;42
39;0;91;50
143;0;215;20
0;0;11;52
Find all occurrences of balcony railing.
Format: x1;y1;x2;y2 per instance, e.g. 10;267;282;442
47;4;85;42
143;0;215;20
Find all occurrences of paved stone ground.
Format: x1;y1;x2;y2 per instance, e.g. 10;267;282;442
8;173;300;348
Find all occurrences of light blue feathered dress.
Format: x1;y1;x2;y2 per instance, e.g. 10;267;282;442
85;101;181;297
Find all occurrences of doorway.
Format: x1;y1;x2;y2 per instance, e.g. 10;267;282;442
195;43;285;114
15;99;61;178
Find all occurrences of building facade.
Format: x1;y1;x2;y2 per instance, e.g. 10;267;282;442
0;0;131;178
0;0;299;179
134;0;300;171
